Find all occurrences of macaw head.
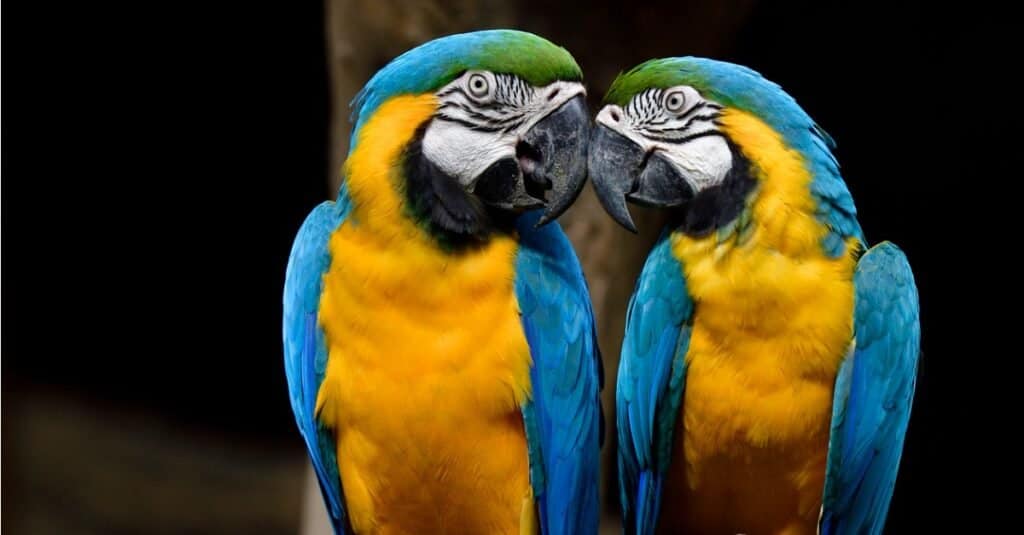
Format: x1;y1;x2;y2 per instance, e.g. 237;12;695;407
589;57;861;256
345;30;589;246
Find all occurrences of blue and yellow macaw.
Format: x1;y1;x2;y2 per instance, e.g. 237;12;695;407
283;30;602;535
588;58;921;535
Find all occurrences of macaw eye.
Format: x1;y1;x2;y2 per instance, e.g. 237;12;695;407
665;90;686;113
468;74;490;98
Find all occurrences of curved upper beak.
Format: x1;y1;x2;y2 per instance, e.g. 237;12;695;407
520;95;590;226
588;124;694;232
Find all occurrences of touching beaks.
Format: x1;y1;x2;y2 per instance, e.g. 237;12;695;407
588;123;694;233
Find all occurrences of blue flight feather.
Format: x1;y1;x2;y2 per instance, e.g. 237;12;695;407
821;242;921;535
283;189;352;535
514;210;603;535
615;232;694;535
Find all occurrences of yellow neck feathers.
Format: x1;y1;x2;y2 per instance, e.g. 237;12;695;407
716;108;832;258
671;108;857;340
320;93;529;403
343;94;438;247
316;95;534;532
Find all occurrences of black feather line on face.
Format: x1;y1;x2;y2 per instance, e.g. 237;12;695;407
644;129;725;145
437;101;523;129
401;125;516;252
434;114;505;133
676;101;708;121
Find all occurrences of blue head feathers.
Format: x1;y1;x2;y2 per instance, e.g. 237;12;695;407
348;29;582;151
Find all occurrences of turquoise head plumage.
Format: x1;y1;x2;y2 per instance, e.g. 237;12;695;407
350;30;582;141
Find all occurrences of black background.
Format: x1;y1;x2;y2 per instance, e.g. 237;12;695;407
3;1;1004;532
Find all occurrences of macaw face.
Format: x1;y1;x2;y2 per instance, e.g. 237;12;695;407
589;85;740;233
420;70;589;226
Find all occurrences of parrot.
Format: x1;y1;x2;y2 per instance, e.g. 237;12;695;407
282;30;602;535
588;57;920;535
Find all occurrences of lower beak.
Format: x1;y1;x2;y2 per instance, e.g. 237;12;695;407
520;95;590;226
588;124;693;232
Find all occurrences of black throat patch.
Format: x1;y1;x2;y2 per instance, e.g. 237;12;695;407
401;125;515;251
671;141;758;238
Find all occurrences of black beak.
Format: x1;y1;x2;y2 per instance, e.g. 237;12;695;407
588;124;694;232
520;95;591;226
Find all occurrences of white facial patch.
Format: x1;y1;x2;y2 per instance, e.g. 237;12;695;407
596;85;733;192
421;71;585;187
657;135;732;190
421;121;514;183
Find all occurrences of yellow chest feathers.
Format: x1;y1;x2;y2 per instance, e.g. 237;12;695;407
313;95;533;534
317;94;533;413
318;224;532;414
660;109;860;533
316;221;533;534
671;109;858;449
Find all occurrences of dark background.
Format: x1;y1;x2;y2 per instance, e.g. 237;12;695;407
3;1;1001;533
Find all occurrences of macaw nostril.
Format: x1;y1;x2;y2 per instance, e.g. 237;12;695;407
515;139;550;202
610;110;621;122
516;140;543;177
547;88;561;101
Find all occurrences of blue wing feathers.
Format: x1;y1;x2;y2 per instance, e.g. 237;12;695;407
616;232;694;535
514;211;602;535
283;198;350;534
614;221;915;535
821;242;920;535
634;470;664;535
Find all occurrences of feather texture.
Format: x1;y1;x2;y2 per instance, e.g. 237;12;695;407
283;193;352;534
615;232;693;535
350;30;581;151
515;210;603;535
821;242;921;534
603;57;863;256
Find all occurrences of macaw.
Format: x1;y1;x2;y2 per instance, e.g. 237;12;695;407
282;30;602;535
588;57;920;535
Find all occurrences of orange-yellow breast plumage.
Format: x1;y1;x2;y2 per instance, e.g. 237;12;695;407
657;110;858;535
314;96;534;534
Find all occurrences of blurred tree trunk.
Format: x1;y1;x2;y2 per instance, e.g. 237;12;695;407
306;1;757;533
